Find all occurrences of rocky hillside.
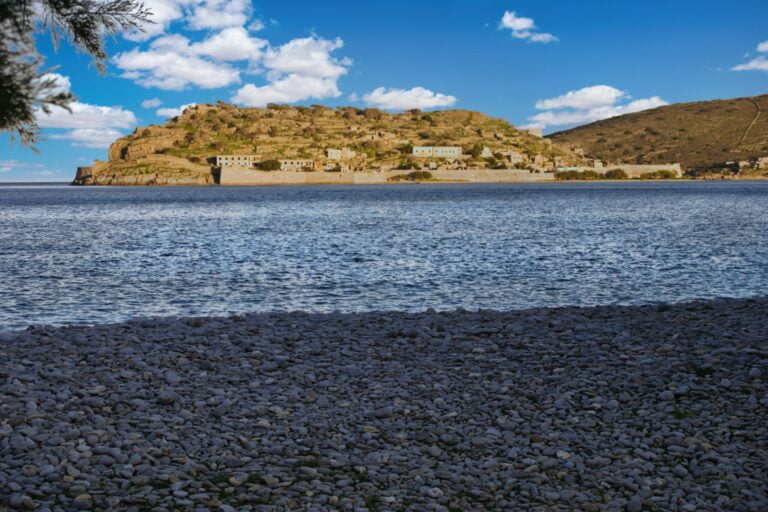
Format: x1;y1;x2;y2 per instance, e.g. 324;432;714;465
549;94;768;173
75;103;586;185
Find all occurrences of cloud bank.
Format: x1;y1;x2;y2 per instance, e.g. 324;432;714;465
232;37;351;106
114;1;355;107
525;85;668;130
35;74;138;148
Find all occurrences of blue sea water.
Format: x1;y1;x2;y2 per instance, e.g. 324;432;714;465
1;181;767;330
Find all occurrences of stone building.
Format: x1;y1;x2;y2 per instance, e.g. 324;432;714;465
532;154;550;169
524;127;544;138
326;148;357;160
216;155;258;167
757;156;768;169
412;146;462;158
502;151;525;165
280;159;315;171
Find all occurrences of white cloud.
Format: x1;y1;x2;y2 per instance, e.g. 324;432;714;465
499;11;557;43
362;87;457;110
535;85;627;110
348;92;359;102
33;76;138;148
191;27;266;61
527;85;668;130
186;0;252;30
248;19;265;31
0;160;56;177
37;102;137;130
124;0;192;41
142;98;163;108
50;128;126;148
732;40;768;73
113;43;241;90
114;28;265;90
232;75;342;107
36;72;72;96
115;3;350;108
124;0;258;40
231;36;351;107
262;37;350;79
156;103;196;117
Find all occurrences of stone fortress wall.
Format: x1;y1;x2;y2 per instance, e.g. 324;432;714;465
219;167;554;186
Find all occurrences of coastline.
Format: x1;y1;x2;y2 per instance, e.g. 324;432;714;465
1;298;766;510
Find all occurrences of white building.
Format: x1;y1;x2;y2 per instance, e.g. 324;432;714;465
280;159;315;171
480;147;493;158
412;146;462;158
216;155;258;167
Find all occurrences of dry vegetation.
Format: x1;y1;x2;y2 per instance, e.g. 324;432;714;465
107;102;580;170
549;94;768;172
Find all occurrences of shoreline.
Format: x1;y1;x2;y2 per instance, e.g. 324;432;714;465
1;297;766;510
64;177;768;187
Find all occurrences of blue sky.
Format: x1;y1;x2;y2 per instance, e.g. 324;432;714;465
1;0;766;181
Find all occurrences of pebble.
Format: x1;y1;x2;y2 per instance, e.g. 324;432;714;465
659;390;675;401
627;496;643;512
0;298;765;511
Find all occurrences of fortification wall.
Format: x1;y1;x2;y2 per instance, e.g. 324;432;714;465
219;168;553;186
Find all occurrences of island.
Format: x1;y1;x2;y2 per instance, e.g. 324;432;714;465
71;103;684;186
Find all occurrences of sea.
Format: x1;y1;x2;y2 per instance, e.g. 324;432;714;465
1;181;767;331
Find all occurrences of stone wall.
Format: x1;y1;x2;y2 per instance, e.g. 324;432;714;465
219;168;554;186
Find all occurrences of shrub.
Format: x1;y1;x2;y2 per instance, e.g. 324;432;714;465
657;170;677;179
604;168;628;179
388;171;434;182
640;170;678;180
363;108;383;120
555;170;602;181
581;170;601;180
467;143;483;159
396;160;421;170
257;159;281;171
555;170;580;180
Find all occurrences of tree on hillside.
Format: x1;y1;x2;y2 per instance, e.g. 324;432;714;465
0;0;151;147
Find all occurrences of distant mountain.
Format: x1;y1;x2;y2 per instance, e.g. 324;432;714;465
74;103;584;185
548;94;768;173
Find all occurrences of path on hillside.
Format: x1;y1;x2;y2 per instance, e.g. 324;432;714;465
740;98;762;144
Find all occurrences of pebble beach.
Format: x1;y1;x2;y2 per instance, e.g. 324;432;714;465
1;298;766;511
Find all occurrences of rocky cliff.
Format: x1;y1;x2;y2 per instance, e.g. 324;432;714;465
74;102;587;185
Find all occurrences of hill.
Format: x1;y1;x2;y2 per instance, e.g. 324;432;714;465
548;94;768;174
74;103;585;185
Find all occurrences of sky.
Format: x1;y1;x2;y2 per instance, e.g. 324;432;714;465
1;0;767;181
